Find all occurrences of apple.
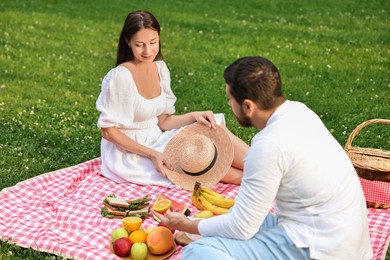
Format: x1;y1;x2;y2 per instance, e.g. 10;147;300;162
113;237;132;257
111;227;129;242
131;242;148;260
158;222;175;234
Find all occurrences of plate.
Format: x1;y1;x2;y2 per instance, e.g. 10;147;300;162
109;241;176;260
174;231;193;246
174;231;202;247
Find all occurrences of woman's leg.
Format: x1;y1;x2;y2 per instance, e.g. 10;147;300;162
221;124;249;169
221;166;243;185
220;124;249;184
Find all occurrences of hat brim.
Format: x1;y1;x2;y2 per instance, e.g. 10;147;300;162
163;123;234;190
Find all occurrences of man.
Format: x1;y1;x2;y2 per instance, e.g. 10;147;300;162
153;56;373;259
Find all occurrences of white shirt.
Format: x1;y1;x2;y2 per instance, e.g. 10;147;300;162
199;100;373;259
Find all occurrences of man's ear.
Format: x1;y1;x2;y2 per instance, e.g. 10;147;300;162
242;99;254;116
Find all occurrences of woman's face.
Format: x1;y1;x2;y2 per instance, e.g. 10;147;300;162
129;28;160;63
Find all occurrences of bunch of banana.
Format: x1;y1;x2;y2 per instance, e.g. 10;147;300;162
191;182;235;215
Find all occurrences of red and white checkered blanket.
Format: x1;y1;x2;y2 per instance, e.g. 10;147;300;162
360;177;390;206
1;158;389;260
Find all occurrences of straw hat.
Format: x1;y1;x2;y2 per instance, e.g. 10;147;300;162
163;123;234;190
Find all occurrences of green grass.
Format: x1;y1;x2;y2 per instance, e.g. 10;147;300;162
1;0;389;258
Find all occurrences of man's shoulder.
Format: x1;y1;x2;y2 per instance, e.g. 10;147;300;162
250;132;281;152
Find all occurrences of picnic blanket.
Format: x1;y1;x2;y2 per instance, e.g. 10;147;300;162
1;158;389;260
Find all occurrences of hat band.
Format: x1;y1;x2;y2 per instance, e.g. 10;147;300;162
181;144;218;176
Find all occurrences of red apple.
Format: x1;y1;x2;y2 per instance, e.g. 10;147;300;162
113;237;132;257
158;222;175;234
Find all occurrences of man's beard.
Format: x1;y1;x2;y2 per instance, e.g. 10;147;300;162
235;107;253;127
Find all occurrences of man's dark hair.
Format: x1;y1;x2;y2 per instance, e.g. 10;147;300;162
224;56;285;110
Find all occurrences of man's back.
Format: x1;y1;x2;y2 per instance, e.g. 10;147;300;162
254;100;372;259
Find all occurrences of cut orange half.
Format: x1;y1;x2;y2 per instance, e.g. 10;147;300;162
123;216;142;232
153;199;172;214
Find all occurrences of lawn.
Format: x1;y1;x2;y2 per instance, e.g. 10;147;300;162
0;0;389;259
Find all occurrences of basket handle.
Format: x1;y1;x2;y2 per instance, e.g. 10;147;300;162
344;119;390;150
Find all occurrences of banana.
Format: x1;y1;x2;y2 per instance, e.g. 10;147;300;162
200;187;225;199
198;195;229;215
191;182;206;210
192;182;233;213
200;191;235;209
199;186;236;209
191;191;203;210
193;210;213;218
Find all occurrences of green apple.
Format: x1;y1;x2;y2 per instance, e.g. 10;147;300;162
131;242;148;260
194;210;213;218
111;227;129;242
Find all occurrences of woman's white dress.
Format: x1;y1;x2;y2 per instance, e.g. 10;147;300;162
96;60;226;187
96;60;179;187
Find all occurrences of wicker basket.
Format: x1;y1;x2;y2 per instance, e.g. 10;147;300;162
344;119;390;182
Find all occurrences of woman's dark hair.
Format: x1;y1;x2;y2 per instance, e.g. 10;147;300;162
116;10;163;66
224;56;285;110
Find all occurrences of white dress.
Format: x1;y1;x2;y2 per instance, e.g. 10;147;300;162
96;60;224;187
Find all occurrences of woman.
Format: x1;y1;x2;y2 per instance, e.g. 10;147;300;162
96;10;248;188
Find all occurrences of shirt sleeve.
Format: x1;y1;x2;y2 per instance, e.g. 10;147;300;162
157;60;176;115
198;137;284;240
96;67;135;128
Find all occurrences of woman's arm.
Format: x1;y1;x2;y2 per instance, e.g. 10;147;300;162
158;111;216;130
101;127;171;175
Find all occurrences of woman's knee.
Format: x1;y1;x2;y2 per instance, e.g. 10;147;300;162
221;167;243;185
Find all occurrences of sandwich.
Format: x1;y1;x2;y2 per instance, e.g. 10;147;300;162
101;194;151;219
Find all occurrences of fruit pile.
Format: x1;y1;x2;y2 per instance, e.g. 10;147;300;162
191;182;235;215
107;185;235;258
110;216;175;259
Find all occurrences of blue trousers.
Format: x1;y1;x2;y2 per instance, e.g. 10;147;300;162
181;214;310;260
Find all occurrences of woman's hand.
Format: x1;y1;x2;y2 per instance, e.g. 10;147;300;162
148;149;173;176
192;111;216;129
157;111;216;131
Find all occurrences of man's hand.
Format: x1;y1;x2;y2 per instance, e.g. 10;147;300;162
152;209;201;235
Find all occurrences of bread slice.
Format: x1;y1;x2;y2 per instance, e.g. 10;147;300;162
105;206;127;216
106;197;129;208
127;205;150;217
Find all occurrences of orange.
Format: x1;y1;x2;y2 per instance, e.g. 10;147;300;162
123;216;142;232
146;226;175;255
152;199;172;214
129;229;148;243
